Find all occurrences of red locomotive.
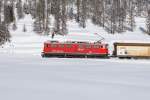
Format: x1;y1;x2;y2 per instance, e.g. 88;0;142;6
41;40;109;58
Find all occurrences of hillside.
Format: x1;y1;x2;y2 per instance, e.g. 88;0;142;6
0;14;150;55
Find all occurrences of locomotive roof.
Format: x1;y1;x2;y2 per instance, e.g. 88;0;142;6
44;40;107;45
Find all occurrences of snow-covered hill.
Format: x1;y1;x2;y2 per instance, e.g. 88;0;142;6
1;15;150;55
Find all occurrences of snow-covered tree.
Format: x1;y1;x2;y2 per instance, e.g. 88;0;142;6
146;9;150;34
127;0;135;31
0;0;2;23
16;0;24;19
4;1;15;25
0;23;11;45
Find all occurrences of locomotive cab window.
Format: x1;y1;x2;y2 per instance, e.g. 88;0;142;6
45;44;49;48
100;45;103;48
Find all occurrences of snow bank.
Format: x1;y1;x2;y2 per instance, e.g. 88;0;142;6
0;53;150;100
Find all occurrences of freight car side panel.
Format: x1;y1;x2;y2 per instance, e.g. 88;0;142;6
116;46;150;57
147;47;150;56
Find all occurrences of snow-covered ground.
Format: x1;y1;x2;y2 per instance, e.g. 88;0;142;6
0;54;150;100
0;15;150;100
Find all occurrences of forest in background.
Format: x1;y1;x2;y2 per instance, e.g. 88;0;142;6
0;0;150;45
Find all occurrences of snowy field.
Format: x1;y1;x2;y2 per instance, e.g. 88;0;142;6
0;54;150;100
1;15;150;100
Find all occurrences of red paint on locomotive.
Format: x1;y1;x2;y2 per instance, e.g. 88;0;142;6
42;41;109;57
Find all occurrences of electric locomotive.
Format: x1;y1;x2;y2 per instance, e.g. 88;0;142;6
41;40;109;58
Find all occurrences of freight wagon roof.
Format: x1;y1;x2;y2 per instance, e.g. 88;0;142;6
114;42;150;46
